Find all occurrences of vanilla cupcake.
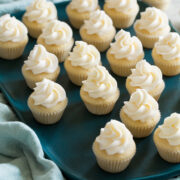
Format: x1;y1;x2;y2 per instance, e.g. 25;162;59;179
64;41;101;86
93;120;136;173
37;20;74;62
134;7;170;48
104;0;139;28
107;30;144;77
80;65;119;115
0;14;28;60
66;0;99;29
152;32;180;76
154;113;180;163
28;79;68;124
143;0;171;11
22;44;60;89
80;10;116;52
120;89;160;138
22;0;57;38
126;60;165;100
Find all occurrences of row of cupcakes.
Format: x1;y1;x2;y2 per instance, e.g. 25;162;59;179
0;12;179;77
92;112;180;173
0;0;173;61
21;39;166;101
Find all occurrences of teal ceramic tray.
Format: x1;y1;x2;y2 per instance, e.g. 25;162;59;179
0;1;180;180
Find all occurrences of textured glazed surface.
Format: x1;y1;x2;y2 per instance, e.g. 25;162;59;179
0;1;180;180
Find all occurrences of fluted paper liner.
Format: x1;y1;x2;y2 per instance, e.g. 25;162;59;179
143;0;170;11
120;109;160;138
104;3;139;28
66;5;100;29
37;36;74;63
22;16;45;39
152;48;180;76
0;37;28;60
126;77;165;101
64;60;89;86
28;96;68;124
80;86;120;115
134;23;170;49
22;64;60;89
80;27;116;52
106;49;144;77
92;141;136;173
154;128;180;163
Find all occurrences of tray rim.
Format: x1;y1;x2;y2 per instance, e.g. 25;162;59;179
0;1;180;180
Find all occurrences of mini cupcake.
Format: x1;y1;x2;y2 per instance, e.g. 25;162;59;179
22;44;60;89
28;79;68;124
142;0;171;11
0;14;28;60
104;0;139;28
154;113;180;163
80;65;120;115
107;30;144;77
22;0;57;38
152;32;180;76
37;20;74;62
120;89;161;138
126;60;165;100
80;10;116;52
66;0;99;29
134;7;170;48
64;41;101;86
93;119;136;173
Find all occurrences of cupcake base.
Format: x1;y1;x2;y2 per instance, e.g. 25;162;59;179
126;77;165;101
154;128;180;163
152;48;180;76
28;96;68;124
92;141;136;173
66;5;100;29
80;27;116;52
106;49;144;77
143;0;170;10
0;37;28;60
120;109;160;138
104;3;139;28
22;16;45;38
64;60;89;86
134;23;170;49
37;36;74;63
22;64;60;89
80;86;120;115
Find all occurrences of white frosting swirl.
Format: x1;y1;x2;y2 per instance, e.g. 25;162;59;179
25;45;59;75
159;113;180;146
128;60;163;92
70;0;98;13
105;0;138;14
123;89;159;122
96;120;134;155
40;20;73;45
0;14;28;42
31;79;66;108
24;0;57;23
82;10;114;36
155;32;180;61
82;65;118;99
135;7;170;33
68;41;100;69
110;30;144;60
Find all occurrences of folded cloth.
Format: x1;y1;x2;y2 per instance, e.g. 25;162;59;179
0;0;69;16
0;94;64;180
